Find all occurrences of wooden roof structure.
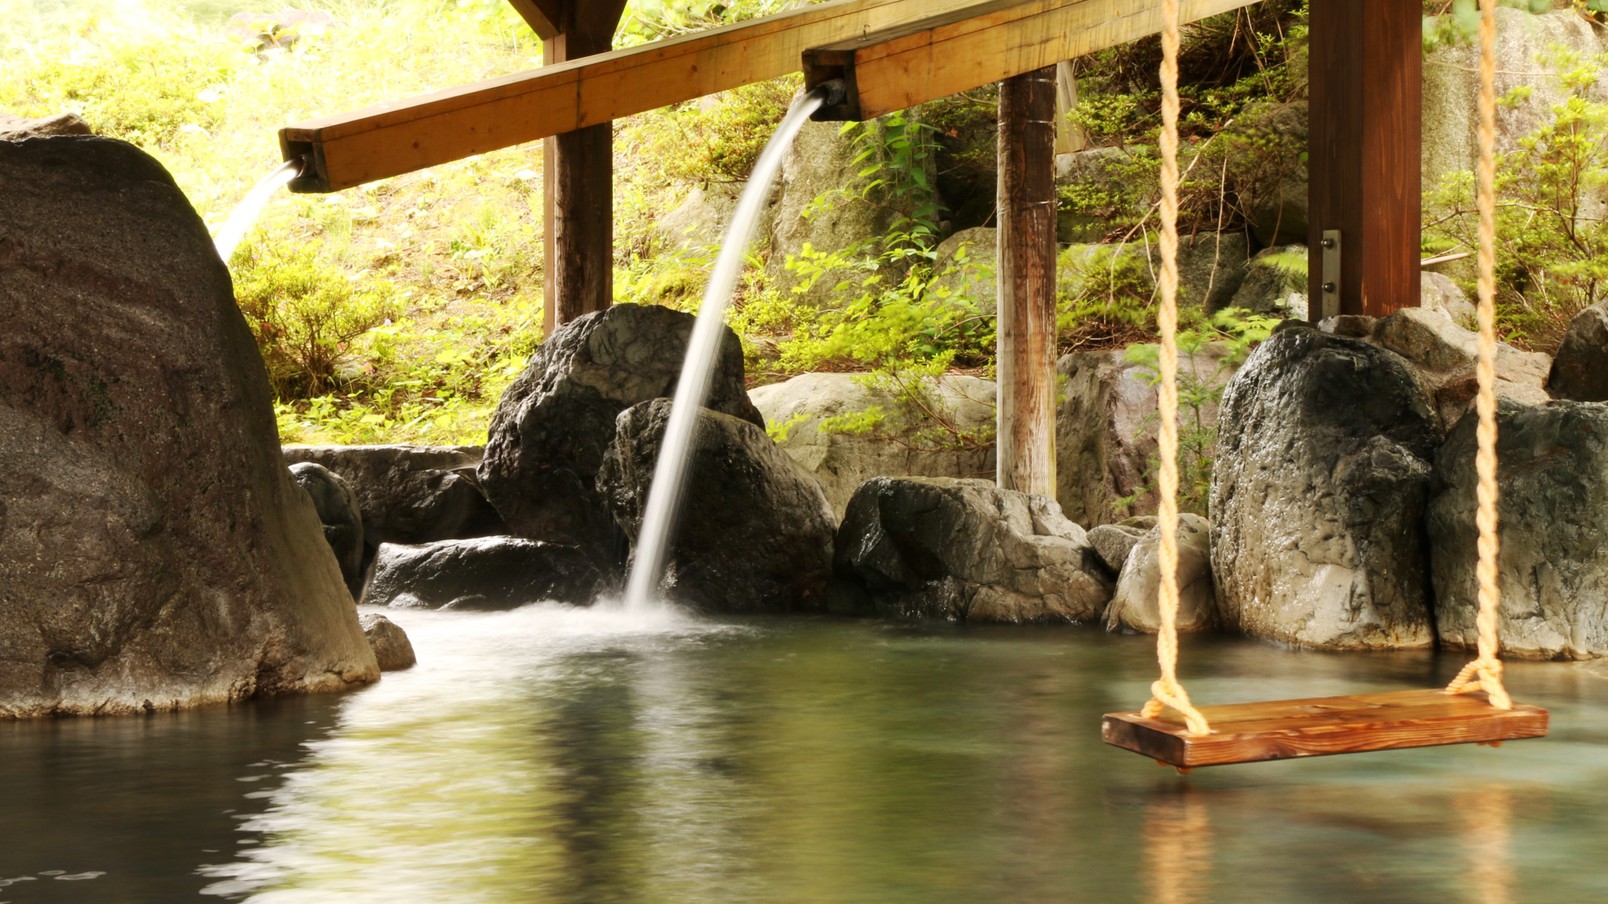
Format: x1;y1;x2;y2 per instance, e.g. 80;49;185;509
277;0;1430;493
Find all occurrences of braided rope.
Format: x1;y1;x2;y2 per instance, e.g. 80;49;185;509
1445;0;1512;710
1139;0;1210;736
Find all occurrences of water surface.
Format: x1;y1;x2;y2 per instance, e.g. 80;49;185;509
3;605;1606;904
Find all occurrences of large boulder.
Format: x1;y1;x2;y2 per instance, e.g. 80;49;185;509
1548;301;1608;402
766;117;934;305
359;537;607;610
1210;327;1443;650
1225;244;1308;320
1225;100;1308;247
1423;7;1606;194
1055;344;1237;525
0;136;376;717
1104;514;1215;635
283;444;504;576
926;226;999;316
478;304;762;569
1429;401;1608;660
833;477;1113;622
288;461;365;596
749;371;996;517
597;399;837;613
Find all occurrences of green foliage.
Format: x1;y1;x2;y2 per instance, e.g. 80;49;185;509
233;241;403;397
1;37;238;149
1118;308;1280;517
818;367;995;454
630;77;801;186
1425;44;1608;348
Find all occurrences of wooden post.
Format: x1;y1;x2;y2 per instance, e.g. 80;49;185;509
1053;60;1088;155
996;66;1058;496
541;0;627;333
1307;0;1421;318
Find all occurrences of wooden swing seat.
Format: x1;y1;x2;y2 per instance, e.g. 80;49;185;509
1102;689;1548;769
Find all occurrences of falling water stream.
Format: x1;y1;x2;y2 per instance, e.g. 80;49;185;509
623;85;831;609
212;157;303;262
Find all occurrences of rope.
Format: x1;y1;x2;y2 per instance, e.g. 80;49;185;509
1445;0;1512;710
1139;0;1210;736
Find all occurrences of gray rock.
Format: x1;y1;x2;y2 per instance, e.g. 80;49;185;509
0;111;92;139
767;117;934;305
479;304;761;568
1372;307;1554;430
1548;301;1608;401
1429;401;1608;660
926;226;998;315
1421;272;1478;329
1227;100;1308;247
833;477;1113;622
1210;327;1443;650
748;371;996;517
1104;514;1215;635
358;613;416;671
0;137;375;717
1059;234;1248;315
653;183;744;253
289;461;365;596
283;444;504;577
1319;314;1378;339
1226;244;1308;319
360;537;607;610
1424;7;1606;194
598;399;837;613
1055;344;1238;525
1055;146;1151;243
1087;523;1146;574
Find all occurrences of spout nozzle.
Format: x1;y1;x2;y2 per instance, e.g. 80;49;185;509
815;78;848;109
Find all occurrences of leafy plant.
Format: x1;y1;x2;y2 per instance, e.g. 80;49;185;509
1425;43;1608;348
233;241;402;397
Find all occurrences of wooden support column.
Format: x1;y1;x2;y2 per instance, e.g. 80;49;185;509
540;0;627;333
996;66;1058;496
1307;0;1421;318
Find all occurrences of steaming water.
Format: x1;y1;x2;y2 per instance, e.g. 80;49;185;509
623;87;829;609
212;158;302;263
3;605;1608;903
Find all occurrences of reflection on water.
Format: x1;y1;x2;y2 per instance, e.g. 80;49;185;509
2;605;1607;903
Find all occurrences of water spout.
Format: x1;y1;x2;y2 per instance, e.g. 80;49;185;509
622;85;830;610
213;157;306;263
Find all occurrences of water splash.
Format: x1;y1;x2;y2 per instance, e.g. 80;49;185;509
622;86;830;609
212;157;304;263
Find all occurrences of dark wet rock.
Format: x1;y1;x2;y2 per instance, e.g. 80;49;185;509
1210;327;1442;650
0;137;375;717
1548;301;1608;402
283;445;504;578
479;305;761;569
289;461;364;596
748;371;996;517
598;399;836;613
1087;523;1147;574
1104;514;1215;635
359;537;607;610
359;613;416;671
833;477;1112;622
0;111;92;139
1429;401;1608;660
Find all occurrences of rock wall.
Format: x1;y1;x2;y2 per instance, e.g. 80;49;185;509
0;136;376;717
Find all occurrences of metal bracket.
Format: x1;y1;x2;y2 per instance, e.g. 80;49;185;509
1320;229;1342;319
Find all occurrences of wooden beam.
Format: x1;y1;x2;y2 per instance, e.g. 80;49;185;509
1307;0;1421;318
1103;690;1548;769
281;0;985;192
540;0;627;331
802;0;1261;122
506;0;562;40
996;66;1058;496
